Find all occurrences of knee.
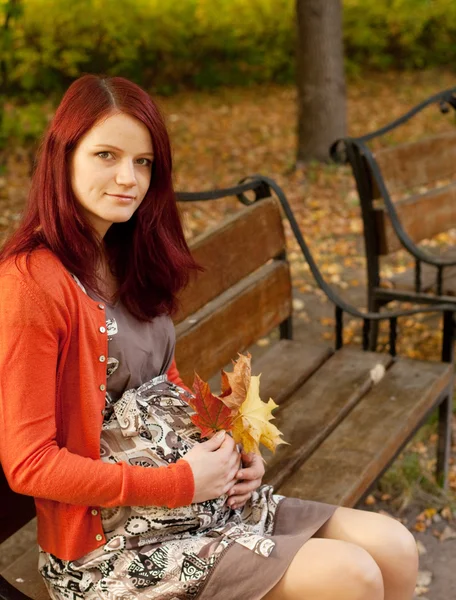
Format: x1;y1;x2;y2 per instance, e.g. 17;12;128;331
344;544;384;600
386;520;419;577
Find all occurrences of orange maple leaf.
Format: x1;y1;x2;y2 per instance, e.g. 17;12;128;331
189;373;234;438
220;353;251;411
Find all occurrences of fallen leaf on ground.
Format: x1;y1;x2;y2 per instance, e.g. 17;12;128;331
438;526;456;542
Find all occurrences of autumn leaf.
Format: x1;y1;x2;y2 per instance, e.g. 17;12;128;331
220;353;251;410
231;374;285;455
189;373;234;438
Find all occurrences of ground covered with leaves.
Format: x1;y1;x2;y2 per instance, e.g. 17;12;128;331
2;68;456;598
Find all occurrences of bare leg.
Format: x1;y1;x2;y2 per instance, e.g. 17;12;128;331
262;537;384;600
316;507;418;600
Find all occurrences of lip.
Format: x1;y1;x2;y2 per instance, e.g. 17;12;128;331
106;193;136;201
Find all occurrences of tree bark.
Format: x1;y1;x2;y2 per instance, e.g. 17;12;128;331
296;0;346;164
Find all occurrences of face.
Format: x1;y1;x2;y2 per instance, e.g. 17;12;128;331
70;112;154;238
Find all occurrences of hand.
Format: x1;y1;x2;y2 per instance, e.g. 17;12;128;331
183;431;241;504
227;451;265;510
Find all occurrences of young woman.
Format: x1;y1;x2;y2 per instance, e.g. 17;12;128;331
0;75;418;600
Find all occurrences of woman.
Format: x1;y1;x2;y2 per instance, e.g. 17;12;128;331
0;75;418;600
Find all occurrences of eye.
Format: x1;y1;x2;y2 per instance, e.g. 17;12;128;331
97;151;114;160
135;157;153;167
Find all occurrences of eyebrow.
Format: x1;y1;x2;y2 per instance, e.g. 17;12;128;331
93;144;154;157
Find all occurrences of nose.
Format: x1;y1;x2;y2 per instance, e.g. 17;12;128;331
115;159;137;187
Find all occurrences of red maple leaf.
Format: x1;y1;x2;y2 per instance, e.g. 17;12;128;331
189;373;234;438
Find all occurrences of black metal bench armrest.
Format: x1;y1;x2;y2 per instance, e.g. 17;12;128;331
176;175;455;361
333;137;456;268
330;87;456;268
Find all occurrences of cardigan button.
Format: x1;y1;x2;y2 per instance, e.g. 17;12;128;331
99;355;106;363
100;384;106;391
95;534;103;541
91;509;99;516
98;303;105;310
99;326;106;333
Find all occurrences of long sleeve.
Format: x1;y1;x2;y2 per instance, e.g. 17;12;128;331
167;357;193;394
0;272;194;509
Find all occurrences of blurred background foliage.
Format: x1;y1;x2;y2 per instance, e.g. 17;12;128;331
2;0;456;147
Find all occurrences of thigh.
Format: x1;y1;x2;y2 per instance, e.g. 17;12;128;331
262;537;383;600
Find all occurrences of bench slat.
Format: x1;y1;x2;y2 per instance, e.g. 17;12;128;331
263;348;393;490
389;247;456;294
375;183;456;253
255;339;333;405
277;357;452;506
370;131;456;197
175;260;292;385
1;545;49;600
175;197;285;323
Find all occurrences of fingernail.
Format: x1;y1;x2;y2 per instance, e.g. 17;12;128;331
215;430;226;439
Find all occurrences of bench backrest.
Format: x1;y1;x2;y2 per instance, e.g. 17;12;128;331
363;130;456;254
174;196;291;384
0;195;291;540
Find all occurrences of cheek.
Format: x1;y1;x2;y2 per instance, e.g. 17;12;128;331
137;171;152;198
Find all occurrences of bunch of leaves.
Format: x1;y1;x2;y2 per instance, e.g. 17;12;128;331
188;354;285;455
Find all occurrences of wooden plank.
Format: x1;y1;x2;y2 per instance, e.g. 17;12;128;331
0;469;35;545
389;247;456;295
370;131;456;197
263;348;393;490
375;183;456;253
255;340;333;406
278;358;452;506
175;197;284;323
1;545;50;600
175;261;291;385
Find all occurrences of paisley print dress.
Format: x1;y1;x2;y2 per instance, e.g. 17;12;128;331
38;288;337;600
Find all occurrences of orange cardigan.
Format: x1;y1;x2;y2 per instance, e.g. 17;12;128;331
0;249;194;560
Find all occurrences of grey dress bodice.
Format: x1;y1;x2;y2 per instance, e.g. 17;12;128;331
86;291;175;403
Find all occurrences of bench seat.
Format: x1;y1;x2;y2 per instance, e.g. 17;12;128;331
2;342;452;600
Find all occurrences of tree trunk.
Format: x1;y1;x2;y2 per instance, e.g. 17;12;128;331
296;0;346;164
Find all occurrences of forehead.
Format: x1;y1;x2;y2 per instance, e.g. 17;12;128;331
80;112;153;152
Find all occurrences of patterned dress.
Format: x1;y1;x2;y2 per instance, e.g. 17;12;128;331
39;289;337;600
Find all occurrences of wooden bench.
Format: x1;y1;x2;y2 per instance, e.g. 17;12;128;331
1;176;454;600
333;87;456;349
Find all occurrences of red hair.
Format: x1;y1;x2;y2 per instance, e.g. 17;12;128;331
0;75;199;320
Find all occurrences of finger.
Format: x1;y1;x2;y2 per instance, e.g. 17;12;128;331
236;466;258;481
237;461;264;480
202;430;226;450
227;493;251;508
220;434;236;453
240;451;255;465
228;479;261;496
223;477;239;495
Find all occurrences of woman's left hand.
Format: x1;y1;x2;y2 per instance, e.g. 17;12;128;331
226;451;265;510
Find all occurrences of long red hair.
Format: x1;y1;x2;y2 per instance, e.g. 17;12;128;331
0;75;199;320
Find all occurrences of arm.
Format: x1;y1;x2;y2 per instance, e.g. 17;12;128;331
0;274;194;509
167;357;193;394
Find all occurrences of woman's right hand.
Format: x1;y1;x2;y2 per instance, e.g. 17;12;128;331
183;431;240;503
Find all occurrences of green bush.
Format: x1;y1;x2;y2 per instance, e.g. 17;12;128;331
2;0;456;99
3;0;295;96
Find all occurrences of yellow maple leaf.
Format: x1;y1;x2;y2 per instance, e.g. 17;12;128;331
231;374;285;455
